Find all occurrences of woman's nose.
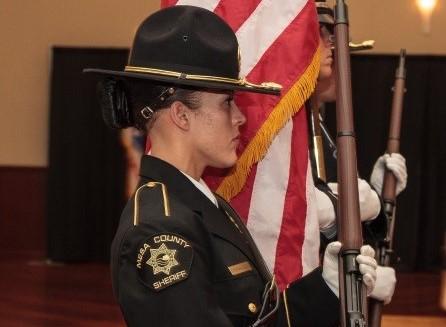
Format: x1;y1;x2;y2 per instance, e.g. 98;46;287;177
233;103;246;126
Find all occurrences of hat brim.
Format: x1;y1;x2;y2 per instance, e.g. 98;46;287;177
318;15;334;26
319;26;375;52
83;68;281;96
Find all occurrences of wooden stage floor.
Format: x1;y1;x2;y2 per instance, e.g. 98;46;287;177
0;254;444;326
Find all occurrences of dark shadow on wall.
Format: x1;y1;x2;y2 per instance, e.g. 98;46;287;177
47;47;129;262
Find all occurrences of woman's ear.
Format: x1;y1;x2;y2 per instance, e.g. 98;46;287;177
169;101;191;131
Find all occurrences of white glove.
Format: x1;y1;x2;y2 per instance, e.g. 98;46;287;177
328;178;381;222
357;245;378;295
370;153;407;196
370;266;396;304
315;187;336;230
322;241;378;297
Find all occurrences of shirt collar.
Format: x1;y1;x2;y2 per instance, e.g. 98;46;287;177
180;171;219;208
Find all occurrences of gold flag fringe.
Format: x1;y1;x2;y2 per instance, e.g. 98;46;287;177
216;47;321;201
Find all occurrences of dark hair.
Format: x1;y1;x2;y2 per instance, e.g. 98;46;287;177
97;78;201;130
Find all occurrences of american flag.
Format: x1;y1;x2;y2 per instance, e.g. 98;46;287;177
159;0;320;291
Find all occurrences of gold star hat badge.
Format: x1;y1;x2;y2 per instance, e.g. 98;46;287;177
136;233;194;291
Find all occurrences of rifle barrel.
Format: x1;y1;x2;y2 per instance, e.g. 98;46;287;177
369;49;407;327
334;1;367;326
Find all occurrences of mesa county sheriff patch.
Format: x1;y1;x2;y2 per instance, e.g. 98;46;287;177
136;233;193;291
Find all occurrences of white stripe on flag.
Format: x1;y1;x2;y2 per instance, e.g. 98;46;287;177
246;119;293;271
176;0;220;12
236;0;308;76
301;158;320;275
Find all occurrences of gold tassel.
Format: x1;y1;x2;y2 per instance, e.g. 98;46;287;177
217;47;321;201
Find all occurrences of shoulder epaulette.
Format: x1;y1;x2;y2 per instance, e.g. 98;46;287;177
133;182;170;225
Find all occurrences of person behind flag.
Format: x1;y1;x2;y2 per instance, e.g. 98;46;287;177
85;5;378;326
312;0;407;305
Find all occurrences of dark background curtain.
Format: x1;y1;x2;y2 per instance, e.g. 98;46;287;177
47;47;129;262
325;54;446;271
47;49;445;270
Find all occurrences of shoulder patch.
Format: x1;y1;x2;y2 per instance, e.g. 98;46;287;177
136;233;193;291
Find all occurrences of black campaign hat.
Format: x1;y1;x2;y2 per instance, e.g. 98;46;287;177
315;0;334;27
84;6;281;95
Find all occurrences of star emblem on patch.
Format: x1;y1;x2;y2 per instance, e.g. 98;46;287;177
136;233;193;291
146;243;179;275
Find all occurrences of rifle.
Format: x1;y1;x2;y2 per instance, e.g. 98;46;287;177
368;49;407;327
333;1;368;326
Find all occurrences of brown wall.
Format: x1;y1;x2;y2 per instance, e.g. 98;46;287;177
347;0;446;55
0;0;159;167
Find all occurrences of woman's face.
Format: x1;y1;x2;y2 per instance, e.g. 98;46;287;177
188;90;246;169
319;25;334;81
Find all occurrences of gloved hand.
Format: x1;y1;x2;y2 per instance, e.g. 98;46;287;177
322;242;377;297
370;153;407;196
370;266;396;304
328;178;381;222
315;187;336;230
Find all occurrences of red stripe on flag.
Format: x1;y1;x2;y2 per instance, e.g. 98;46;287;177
225;163;258;224
214;0;261;32
273;110;309;290
160;0;178;8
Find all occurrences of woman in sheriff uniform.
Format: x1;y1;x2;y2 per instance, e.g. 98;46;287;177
84;5;378;327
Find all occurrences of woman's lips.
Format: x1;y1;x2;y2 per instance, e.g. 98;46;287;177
232;135;241;148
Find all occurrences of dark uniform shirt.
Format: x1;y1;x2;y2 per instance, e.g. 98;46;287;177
111;155;339;326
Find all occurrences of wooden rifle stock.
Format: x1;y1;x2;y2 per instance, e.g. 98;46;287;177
308;96;327;182
333;1;368;326
369;49;407;327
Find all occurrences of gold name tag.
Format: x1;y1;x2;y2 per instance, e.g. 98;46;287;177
228;261;252;276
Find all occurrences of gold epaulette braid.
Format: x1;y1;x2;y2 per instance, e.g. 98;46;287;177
133;182;170;225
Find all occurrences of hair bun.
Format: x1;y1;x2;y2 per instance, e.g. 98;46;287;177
97;78;133;129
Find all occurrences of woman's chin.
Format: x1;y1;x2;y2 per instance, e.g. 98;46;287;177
318;67;332;81
210;155;238;169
